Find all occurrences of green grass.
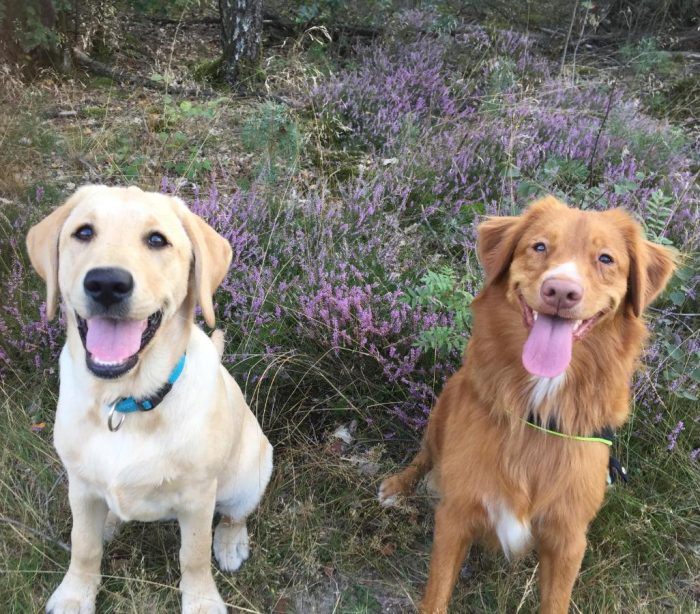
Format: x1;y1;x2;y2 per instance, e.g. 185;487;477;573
1;372;698;613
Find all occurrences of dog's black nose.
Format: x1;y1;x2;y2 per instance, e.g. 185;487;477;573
84;267;134;308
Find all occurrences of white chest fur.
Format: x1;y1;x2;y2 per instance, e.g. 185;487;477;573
485;500;533;559
529;373;566;411
53;330;234;522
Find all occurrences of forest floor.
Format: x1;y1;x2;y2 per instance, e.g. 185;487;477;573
1;8;699;614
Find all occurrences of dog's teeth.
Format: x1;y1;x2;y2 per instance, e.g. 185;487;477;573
573;320;582;332
533;311;538;321
94;359;125;366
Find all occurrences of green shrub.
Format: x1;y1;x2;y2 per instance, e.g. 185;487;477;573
241;102;302;183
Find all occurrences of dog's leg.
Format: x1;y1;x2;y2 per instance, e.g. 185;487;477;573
178;481;226;614
378;445;433;507
46;481;108;614
538;531;587;614
214;436;273;573
102;511;122;543
419;500;474;614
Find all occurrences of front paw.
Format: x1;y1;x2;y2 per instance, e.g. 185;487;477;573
213;519;249;573
181;585;227;614
378;474;408;507
46;574;98;614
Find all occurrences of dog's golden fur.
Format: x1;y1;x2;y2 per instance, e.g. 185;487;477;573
27;185;273;614
379;196;675;613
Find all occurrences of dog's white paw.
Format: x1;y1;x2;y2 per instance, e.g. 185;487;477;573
181;583;226;614
377;480;400;508
213;519;249;573
46;574;97;614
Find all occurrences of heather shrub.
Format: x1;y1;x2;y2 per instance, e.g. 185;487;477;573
2;14;697;450
176;179;455;430
0;205;63;384
306;20;698;437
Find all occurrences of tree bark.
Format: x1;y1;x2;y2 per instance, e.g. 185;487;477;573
218;0;263;85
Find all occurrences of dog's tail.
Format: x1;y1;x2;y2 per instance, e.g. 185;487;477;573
211;329;225;359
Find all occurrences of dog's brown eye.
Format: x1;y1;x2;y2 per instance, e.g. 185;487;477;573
599;253;614;265
147;232;168;249
533;242;546;253
73;225;94;242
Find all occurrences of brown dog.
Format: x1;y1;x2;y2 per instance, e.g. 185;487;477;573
379;196;675;613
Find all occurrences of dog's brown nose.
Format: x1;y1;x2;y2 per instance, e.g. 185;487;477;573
84;267;134;308
541;278;582;310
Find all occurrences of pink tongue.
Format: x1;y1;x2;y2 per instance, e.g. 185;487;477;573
522;314;575;378
86;317;147;363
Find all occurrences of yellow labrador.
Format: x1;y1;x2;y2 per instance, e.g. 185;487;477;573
27;185;273;614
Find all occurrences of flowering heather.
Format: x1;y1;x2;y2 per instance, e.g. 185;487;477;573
667;420;686;451
2;15;697;451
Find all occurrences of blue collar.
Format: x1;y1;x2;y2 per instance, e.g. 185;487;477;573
113;354;186;413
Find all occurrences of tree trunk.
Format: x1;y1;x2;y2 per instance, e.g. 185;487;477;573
218;0;263;85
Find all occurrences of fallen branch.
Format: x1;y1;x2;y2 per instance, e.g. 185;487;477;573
72;47;218;97
0;515;71;552
146;11;381;39
666;51;700;62
73;47;304;108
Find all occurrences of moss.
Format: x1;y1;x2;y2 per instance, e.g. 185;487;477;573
232;56;267;87
191;57;224;85
81;105;106;119
90;75;117;88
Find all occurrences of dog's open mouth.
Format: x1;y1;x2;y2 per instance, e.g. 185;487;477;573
77;311;162;378
517;293;606;378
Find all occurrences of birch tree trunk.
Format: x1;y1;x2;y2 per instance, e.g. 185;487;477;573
218;0;263;85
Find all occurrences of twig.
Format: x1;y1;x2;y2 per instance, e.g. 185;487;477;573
571;2;590;83
560;0;580;76
0;515;71;552
588;81;617;189
534;26;700;49
515;562;539;613
146;16;219;25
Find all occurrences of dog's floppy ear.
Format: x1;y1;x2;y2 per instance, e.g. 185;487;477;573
477;215;521;284
26;185;99;319
177;202;232;328
627;236;676;317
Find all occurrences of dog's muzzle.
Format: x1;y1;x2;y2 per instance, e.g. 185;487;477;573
77;310;162;379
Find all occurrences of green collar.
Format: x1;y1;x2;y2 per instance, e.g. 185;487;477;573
525;413;627;484
524;413;613;446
